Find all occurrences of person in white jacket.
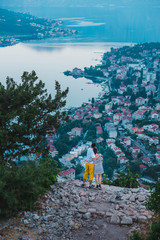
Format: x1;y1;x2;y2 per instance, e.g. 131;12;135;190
81;143;102;188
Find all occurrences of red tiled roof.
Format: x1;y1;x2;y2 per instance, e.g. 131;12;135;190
58;168;75;177
151;111;158;115
143;158;150;162
95;112;101;115
139;164;147;169
73;127;82;131
139;183;149;189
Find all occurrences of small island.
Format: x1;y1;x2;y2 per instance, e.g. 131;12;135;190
0;8;77;47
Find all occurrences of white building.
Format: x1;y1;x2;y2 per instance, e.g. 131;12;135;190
94;112;102;119
71;127;83;136
105;102;113;112
105;123;117;138
135;97;148;106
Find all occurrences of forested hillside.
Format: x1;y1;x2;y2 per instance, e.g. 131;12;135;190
0;8;56;36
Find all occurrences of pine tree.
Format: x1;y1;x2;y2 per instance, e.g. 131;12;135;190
0;71;69;163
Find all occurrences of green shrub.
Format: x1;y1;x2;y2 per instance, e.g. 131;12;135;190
0;158;58;218
102;170;139;188
146;180;160;213
113;169;139;188
102;174;112;185
130;230;144;240
147;219;160;240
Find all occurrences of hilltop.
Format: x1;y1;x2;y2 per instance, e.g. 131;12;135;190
0;180;153;240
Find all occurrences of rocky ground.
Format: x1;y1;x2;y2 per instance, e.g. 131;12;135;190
0;180;154;240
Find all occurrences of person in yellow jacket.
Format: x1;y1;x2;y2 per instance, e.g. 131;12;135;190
81;143;102;188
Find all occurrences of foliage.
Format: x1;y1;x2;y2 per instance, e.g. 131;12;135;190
113;169;139;188
84;66;104;77
146;180;160;213
147;219;160;240
71;159;76;165
144;142;157;154
0;8;56;37
98;104;105;113
143;166;160;181
102;174;112;185
0;71;68;163
130;161;140;175
129;105;139;111
130;230;144;240
111;77;121;89
102;169;139;188
75;163;84;175
55;135;81;157
0;158;58;218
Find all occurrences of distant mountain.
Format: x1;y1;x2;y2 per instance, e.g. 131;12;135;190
0;0;159;8
0;8;76;47
0;8;53;35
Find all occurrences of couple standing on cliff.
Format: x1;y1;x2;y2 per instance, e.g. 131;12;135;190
81;143;104;190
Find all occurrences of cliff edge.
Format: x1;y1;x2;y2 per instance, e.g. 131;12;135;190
0;180;154;240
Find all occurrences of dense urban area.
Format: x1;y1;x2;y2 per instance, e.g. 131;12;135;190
53;42;160;187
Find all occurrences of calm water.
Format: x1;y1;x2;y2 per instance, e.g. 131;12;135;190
0;0;160;107
0;41;129;107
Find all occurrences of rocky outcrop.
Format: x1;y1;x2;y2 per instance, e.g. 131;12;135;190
0;180;154;240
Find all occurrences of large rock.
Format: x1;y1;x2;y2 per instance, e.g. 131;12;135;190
78;208;87;214
80;191;87;197
110;214;120;224
121;216;133;225
83;212;91;220
109;195;116;203
138;215;147;223
88;208;96;214
138;195;146;202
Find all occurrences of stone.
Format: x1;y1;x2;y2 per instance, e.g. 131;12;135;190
80;197;86;202
17;236;23;240
96;211;105;217
43;215;54;221
93;224;99;230
78;208;87;214
83;212;91;220
138;215;147;223
88;208;96;213
68;220;74;228
74;197;80;203
105;212;112;217
130;196;136;202
131;188;139;193
109;195;116;203
33;214;40;221
24;220;29;225
88;196;95;202
121;216;133;225
115;204;120;210
80;191;87;197
0;180;155;240
138;195;146;202
110;214;120;224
